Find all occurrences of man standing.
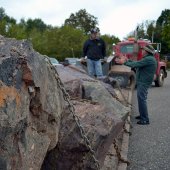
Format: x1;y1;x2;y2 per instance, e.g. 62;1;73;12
83;28;106;78
124;45;157;125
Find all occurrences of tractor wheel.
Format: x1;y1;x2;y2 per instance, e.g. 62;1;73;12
155;69;165;87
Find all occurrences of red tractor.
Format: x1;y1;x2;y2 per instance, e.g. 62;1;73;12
112;38;167;87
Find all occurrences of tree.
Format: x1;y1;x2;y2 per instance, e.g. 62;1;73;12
0;20;6;35
6;23;27;39
31;25;87;61
0;7;6;20
161;16;170;53
64;9;98;34
156;9;170;26
25;18;48;35
0;7;17;36
53;26;86;60
156;9;170;54
126;20;157;42
101;34;120;55
136;23;146;39
144;20;155;42
3;7;152;60
126;23;147;40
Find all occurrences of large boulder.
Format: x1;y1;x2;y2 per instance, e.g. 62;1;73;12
42;66;130;170
0;36;64;170
0;35;130;170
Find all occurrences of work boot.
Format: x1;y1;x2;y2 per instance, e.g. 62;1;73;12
137;120;150;125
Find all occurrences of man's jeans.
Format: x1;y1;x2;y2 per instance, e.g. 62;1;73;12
87;59;103;78
137;84;149;122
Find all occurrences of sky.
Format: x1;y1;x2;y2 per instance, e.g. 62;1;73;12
1;0;170;40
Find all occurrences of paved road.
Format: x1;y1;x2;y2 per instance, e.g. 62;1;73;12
127;71;170;170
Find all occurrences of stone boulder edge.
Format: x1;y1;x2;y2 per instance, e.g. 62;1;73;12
0;36;64;170
41;66;130;170
0;35;130;170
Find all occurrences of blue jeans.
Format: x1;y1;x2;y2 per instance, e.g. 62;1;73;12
87;59;103;78
137;84;149;122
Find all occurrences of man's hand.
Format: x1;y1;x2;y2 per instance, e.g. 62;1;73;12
103;56;108;63
80;57;86;63
120;56;128;64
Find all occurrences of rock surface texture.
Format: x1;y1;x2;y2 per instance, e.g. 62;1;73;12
0;36;130;170
0;36;64;170
42;66;130;170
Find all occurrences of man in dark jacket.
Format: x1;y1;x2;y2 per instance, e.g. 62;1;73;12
124;45;157;125
83;28;106;78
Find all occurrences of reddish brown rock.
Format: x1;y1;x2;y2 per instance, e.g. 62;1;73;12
42;66;130;170
0;36;64;170
0;35;130;170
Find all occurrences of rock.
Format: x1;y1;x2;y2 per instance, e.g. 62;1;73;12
0;36;64;170
0;35;130;170
42;66;130;170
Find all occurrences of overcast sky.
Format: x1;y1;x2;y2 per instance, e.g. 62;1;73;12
1;0;170;39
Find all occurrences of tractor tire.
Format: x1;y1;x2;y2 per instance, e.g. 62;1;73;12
112;74;129;88
155;69;165;87
108;72;135;88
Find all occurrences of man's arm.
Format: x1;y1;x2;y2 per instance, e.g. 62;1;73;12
83;40;88;57
124;57;154;68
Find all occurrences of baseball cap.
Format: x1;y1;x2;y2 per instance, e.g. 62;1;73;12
90;28;99;34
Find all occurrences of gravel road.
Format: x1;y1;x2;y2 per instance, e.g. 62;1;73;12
127;71;170;170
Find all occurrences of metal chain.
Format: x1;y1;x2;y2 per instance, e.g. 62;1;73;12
115;81;132;107
46;58;100;169
113;139;130;165
113;81;131;165
127;119;133;128
123;123;132;136
114;93;124;104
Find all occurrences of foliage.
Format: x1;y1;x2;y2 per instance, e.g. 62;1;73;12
36;26;87;61
0;7;170;61
25;18;48;33
156;9;170;26
126;9;170;54
162;22;170;49
157;9;170;53
64;9;98;34
126;22;150;40
101;34;120;55
130;21;156;41
0;7;16;36
145;20;156;42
